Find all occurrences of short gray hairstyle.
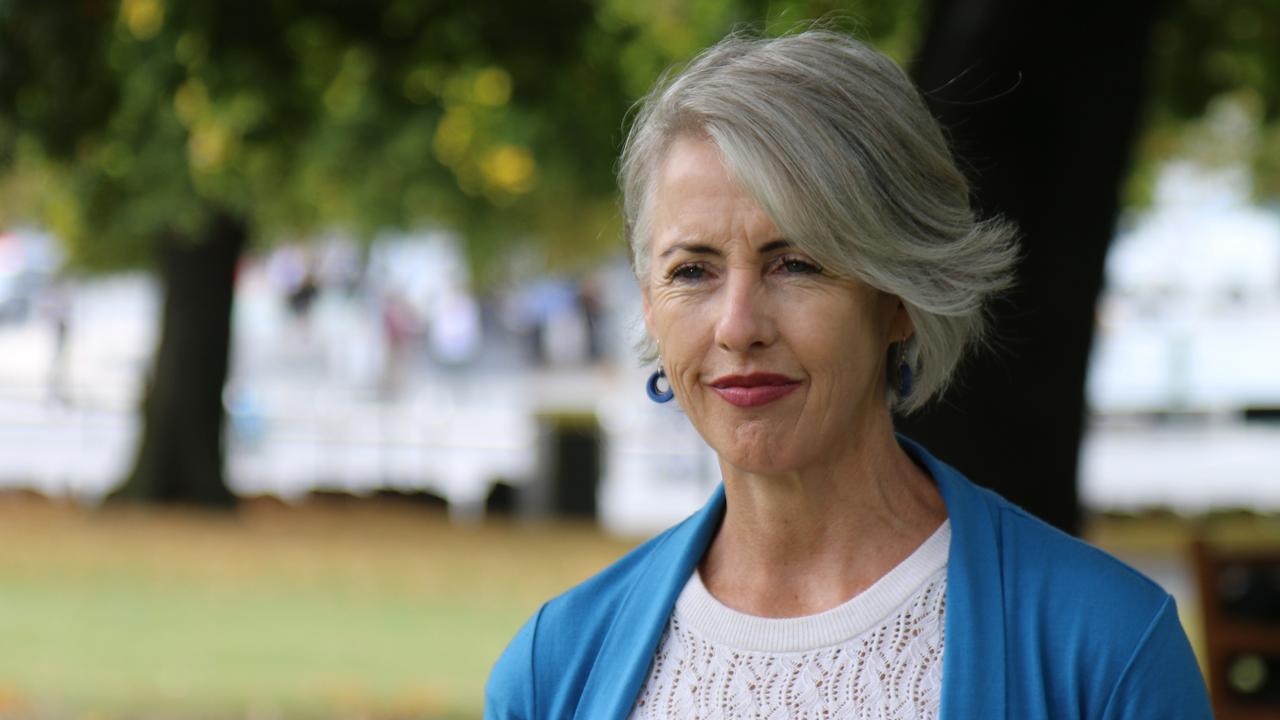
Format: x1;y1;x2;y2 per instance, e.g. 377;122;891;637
619;29;1018;414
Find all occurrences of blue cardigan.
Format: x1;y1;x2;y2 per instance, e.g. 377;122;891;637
486;436;1212;718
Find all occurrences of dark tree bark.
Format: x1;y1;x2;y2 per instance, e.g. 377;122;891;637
901;0;1165;535
109;212;246;507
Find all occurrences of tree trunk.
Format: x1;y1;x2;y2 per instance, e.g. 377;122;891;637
110;212;245;507
902;0;1164;535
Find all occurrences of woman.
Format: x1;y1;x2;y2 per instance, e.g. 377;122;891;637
487;30;1211;719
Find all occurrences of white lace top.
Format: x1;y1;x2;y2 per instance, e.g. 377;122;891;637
628;520;950;719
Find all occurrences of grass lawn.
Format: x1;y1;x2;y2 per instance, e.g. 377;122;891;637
0;494;639;719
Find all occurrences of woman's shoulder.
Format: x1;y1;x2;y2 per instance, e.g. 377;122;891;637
982;486;1169;612
485;502;716;717
976;489;1210;717
512;516;687;643
544;517;689;623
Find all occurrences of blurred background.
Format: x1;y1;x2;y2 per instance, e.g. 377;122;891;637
0;0;1277;718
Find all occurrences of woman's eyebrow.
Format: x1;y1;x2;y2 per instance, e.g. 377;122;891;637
659;238;792;259
659;242;721;259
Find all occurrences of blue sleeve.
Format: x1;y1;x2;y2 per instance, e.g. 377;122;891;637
1100;596;1212;719
484;606;543;720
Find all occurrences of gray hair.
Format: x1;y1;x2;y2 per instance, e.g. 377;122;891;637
618;29;1018;414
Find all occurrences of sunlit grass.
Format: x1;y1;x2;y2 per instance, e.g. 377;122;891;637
0;494;639;719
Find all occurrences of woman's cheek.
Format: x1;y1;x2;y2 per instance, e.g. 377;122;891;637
679;355;704;389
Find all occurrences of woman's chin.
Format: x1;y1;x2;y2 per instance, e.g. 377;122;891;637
699;421;801;472
715;445;804;476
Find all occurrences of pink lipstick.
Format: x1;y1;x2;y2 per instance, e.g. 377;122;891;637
709;373;801;408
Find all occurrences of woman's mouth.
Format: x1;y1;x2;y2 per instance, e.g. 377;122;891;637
708;373;802;408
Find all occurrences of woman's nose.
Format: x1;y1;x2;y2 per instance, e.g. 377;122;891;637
714;274;776;353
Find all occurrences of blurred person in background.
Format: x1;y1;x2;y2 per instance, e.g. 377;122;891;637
39;273;72;405
487;29;1211;719
428;279;482;369
379;288;420;399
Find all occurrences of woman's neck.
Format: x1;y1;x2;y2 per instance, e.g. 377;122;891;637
698;421;947;618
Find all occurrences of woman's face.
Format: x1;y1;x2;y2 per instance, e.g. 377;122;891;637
643;135;907;474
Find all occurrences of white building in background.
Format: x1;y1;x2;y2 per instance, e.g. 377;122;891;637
1089;162;1280;415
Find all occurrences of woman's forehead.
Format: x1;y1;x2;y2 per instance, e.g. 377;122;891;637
652;135;751;202
649;137;782;252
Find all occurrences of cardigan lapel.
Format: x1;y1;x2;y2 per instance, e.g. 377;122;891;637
572;485;726;719
898;434;1008;719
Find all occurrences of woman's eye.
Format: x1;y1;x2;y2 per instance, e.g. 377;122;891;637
779;257;822;274
670;264;707;281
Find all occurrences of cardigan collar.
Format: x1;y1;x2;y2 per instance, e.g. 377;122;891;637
901;434;1009;719
573;434;1007;719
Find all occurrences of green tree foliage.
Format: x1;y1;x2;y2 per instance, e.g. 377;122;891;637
1;0;630;273
1132;0;1280;202
0;0;926;275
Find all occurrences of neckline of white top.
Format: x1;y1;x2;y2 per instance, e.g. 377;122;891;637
675;519;951;654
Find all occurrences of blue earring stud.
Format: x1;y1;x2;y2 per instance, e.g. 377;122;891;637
647;368;675;403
